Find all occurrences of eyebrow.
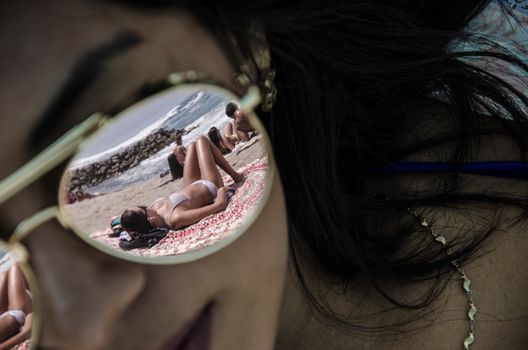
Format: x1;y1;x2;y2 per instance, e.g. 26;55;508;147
28;31;143;150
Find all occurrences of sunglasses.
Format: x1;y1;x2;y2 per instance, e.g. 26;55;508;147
0;39;276;348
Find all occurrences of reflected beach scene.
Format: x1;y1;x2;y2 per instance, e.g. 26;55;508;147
0;250;33;350
59;85;271;259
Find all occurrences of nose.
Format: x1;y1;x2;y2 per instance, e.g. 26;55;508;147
23;220;146;349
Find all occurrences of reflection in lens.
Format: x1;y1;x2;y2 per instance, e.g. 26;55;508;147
59;85;271;262
0;249;33;349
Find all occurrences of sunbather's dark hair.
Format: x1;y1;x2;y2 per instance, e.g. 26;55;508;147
120;206;152;233
225;102;237;117
117;0;528;333
207;127;222;149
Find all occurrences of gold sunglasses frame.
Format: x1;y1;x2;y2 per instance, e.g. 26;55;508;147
2;74;272;253
0;74;274;350
0;12;277;346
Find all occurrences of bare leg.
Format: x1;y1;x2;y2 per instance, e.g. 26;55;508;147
0;270;15;345
0;317;18;345
221;135;235;150
223;123;239;144
0;265;31;346
208;140;244;183
182;142;201;187
0;271;8;313
223;122;234;138
235;129;249;142
7;265;30;313
195;137;243;188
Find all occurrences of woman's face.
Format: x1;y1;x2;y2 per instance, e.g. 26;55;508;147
0;1;289;349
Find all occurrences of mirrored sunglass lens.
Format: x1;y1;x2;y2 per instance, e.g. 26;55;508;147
0;246;35;349
58;84;273;263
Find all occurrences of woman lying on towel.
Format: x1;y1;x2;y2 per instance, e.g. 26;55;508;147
120;136;244;240
0;264;33;350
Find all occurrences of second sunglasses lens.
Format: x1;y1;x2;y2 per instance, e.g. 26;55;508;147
0;247;36;350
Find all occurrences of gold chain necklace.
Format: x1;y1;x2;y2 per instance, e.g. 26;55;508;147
407;208;477;349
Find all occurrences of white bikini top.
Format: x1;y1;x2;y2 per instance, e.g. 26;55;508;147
151;192;190;210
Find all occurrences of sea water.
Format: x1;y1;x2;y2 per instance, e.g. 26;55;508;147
74;89;233;193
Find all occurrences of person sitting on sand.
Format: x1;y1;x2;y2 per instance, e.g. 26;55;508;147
208;126;235;155
65;190;98;204
167;133;186;180
223;102;255;143
121;136;244;234
0;264;33;350
173;134;186;166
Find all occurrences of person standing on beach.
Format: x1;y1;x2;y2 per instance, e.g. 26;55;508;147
167;133;186;180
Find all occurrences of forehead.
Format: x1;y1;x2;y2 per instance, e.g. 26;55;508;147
0;0;234;175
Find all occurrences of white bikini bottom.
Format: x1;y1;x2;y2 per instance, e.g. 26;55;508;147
161;179;218;210
191;179;218;199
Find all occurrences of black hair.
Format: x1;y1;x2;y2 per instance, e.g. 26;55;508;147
172;131;182;141
207;126;222;148
120;206;152;233
225;102;238;117
117;0;528;332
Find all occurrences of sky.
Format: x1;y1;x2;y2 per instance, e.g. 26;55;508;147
74;85;200;160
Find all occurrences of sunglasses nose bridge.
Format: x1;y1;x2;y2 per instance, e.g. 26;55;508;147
10;206;60;244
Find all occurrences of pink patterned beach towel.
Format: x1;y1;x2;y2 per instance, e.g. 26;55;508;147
90;157;268;257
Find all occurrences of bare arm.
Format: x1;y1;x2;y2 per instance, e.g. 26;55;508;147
228;122;241;143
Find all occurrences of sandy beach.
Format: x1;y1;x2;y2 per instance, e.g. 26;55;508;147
61;136;270;257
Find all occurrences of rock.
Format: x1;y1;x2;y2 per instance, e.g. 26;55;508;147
68;126;191;192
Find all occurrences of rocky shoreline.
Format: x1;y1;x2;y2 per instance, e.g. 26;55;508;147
68;127;195;192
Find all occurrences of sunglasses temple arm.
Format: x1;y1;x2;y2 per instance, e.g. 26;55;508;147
0;113;108;205
240;86;261;113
